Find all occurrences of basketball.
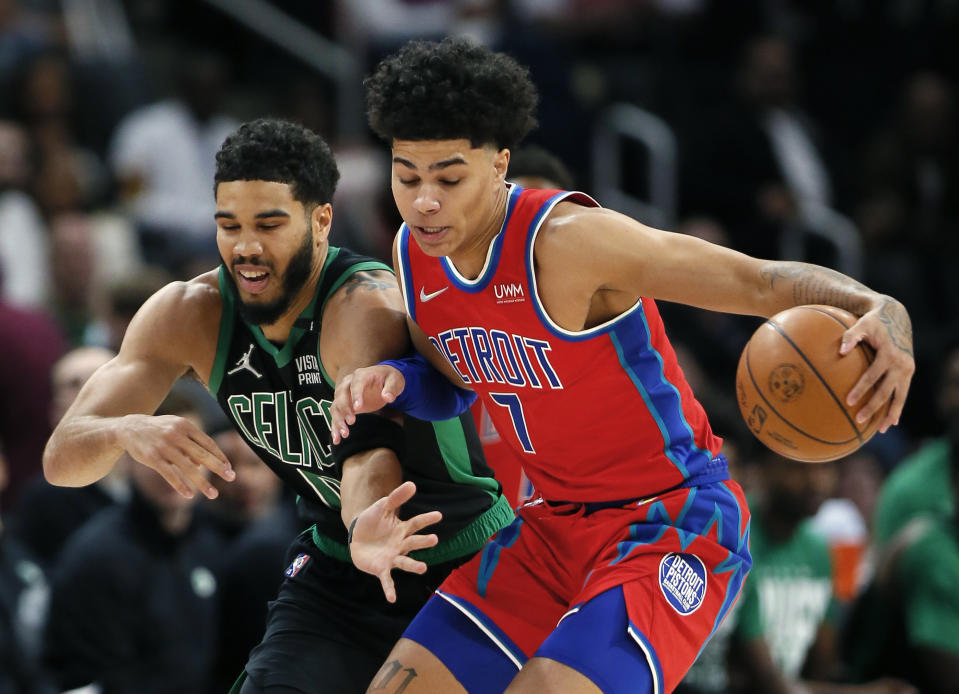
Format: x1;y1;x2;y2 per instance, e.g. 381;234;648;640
735;305;886;463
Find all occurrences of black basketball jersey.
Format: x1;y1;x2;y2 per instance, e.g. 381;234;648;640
208;247;512;564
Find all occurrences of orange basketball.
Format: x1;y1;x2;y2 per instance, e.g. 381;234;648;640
735;305;886;463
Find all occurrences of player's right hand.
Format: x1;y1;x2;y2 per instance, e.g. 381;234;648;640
331;365;406;444
119;414;234;499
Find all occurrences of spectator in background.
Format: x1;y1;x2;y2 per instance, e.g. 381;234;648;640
46;212;98;345
508;144;575;191
0;0;60;81
0;277;65;512
842;446;959;694
0;119;50;309
12;346;127;570
43;386;223;694
0;447;55;694
856;72;959;439
682;34;837;262
210;420;301;692
681;452;913;694
873;345;959;548
201;421;286;542
108;50;237;277
87;267;172;351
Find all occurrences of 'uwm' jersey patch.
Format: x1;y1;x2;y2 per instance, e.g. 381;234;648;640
397;185;724;502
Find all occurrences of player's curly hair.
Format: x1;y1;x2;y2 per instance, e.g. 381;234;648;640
214;118;340;205
365;37;539;150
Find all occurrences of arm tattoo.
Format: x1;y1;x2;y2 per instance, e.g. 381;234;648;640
876;297;914;357
761;262;914;357
759;262;872;310
369;659;418;693
343;270;396;295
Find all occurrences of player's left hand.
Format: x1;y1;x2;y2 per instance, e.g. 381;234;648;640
348;481;442;603
331;364;405;445
840;297;915;434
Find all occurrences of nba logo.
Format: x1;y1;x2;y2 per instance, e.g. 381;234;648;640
659;553;707;615
285;553;310;578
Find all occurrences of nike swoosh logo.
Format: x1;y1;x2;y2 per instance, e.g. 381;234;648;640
419;286;449;302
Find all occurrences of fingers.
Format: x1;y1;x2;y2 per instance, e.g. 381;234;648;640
394;555;428;575
405;510;443;534
379;368;407;404
384;481;418;512
186;429;235;481
163;446;220;499
379;572;397;604
839;326;865;356
331;377;358;445
402;532;439;553
154;460;196;498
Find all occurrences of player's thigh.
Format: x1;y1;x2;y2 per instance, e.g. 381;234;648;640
366;638;467;694
388;592;526;693
517;585;656;694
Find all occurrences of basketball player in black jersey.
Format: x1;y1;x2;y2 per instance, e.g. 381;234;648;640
43;118;514;693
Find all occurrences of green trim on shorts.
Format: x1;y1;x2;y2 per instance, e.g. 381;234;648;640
312;493;514;565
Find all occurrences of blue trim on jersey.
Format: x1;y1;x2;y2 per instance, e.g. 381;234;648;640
402;593;523;693
440;184;521;293
435;590;529;668
397;225;417;322
522;191;646;343
477;515;524;597
609;311;717;480
695;548;750;665
694;481;751;661
626;622;665;694
611;481;752;568
535;587;657;694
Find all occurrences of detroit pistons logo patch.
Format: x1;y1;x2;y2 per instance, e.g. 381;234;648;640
659;553;707;615
285;553;310;578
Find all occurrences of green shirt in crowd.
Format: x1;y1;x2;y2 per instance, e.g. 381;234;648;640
874;438;955;547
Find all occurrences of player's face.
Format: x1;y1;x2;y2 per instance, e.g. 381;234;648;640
215;180;329;325
391;139;509;264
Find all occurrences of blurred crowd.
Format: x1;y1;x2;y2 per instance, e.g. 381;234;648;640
1;0;958;692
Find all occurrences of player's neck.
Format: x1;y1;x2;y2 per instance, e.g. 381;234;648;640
260;248;327;342
449;184;509;279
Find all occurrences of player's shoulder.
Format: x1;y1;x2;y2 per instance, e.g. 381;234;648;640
148;270;223;325
124;270;223;361
535;199;613;266
327;265;402;313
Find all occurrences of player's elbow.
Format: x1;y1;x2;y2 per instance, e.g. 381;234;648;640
42;434;73;486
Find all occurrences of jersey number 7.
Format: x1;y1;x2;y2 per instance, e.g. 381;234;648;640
489;392;535;454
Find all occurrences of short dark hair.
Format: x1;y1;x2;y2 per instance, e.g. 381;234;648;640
365;37;538;150
214;118;340;205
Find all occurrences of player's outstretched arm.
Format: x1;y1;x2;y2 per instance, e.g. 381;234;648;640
322;269;443;600
42;278;234;499
541;204;914;434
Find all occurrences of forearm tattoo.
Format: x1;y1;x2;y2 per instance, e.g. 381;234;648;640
875;296;914;357
344;270;397;295
760;262;914;357
759;262;871;310
369;659;418;693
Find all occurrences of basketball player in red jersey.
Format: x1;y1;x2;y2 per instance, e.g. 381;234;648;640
332;38;915;694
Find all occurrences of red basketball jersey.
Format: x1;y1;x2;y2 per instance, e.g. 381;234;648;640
397;185;724;502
